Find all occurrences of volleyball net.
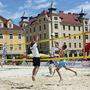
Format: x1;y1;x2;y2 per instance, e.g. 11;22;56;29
0;31;90;61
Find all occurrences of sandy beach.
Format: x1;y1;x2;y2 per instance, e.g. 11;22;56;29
0;66;90;90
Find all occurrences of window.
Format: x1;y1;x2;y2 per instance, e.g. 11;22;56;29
44;18;45;21
54;17;58;20
0;33;3;39
44;33;46;39
64;42;66;44
18;44;21;50
8;22;13;28
79;43;81;48
63;33;66;37
10;44;13;51
69;43;71;48
55;33;58;38
54;24;58;29
79;36;81;39
85;35;88;39
39;43;42;49
44;24;46;30
10;33;13;39
39;26;41;31
78;26;81;31
0;44;2;50
73;26;76;30
39;34;42;39
63;25;65;30
0;23;3;28
30;28;32;33
18;34;21;39
9;23;12;28
39;19;41;22
68;26;70;30
85;27;88;31
30;36;32;41
85;21;88;25
74;36;76;39
74;43;76;48
69;34;71;39
34;27;35;32
74;53;77;57
79;53;83;56
69;53;72;57
26;36;28;41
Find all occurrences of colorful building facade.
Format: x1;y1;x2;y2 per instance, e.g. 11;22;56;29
0;16;26;59
20;5;90;57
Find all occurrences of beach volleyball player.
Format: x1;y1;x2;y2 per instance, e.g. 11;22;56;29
30;36;40;81
53;43;77;82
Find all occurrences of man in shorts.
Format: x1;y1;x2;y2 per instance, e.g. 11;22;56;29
47;43;59;76
53;43;77;82
30;36;40;81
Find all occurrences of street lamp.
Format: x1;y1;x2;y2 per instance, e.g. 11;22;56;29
78;9;86;58
48;0;56;47
51;33;55;47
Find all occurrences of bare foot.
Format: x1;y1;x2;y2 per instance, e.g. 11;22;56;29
32;76;35;81
59;78;63;83
75;72;77;76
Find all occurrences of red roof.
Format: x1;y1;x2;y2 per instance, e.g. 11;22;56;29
0;15;21;30
59;12;80;25
29;11;81;26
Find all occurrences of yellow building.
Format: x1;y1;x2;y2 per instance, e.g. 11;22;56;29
0;16;26;59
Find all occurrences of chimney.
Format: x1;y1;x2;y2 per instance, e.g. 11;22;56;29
59;11;64;13
29;16;33;20
68;12;71;14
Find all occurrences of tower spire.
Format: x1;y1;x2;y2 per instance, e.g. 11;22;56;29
78;8;86;19
48;0;56;13
21;11;28;21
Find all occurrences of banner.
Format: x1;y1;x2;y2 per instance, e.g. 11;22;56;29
66;61;90;68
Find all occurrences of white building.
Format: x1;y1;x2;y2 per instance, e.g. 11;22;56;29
20;5;90;57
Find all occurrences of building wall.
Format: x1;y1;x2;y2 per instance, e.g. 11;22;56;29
0;30;26;55
25;12;90;56
0;18;26;58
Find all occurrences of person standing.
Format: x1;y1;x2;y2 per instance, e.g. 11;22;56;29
30;36;40;81
1;43;7;67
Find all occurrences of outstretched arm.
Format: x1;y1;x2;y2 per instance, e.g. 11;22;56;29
34;35;39;43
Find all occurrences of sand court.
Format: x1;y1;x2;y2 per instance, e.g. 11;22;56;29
0;66;90;90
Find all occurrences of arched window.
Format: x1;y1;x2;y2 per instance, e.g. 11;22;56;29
0;22;3;28
7;20;13;28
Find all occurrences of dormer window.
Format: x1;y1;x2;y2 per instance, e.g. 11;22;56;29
54;17;58;20
18;34;22;39
0;22;3;28
0;33;3;39
7;20;13;28
9;23;13;28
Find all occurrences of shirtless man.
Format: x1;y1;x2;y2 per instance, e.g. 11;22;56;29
53;43;77;82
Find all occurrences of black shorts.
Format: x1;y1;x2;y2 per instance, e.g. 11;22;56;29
33;57;40;66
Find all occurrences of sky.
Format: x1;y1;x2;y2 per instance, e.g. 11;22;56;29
0;0;90;24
